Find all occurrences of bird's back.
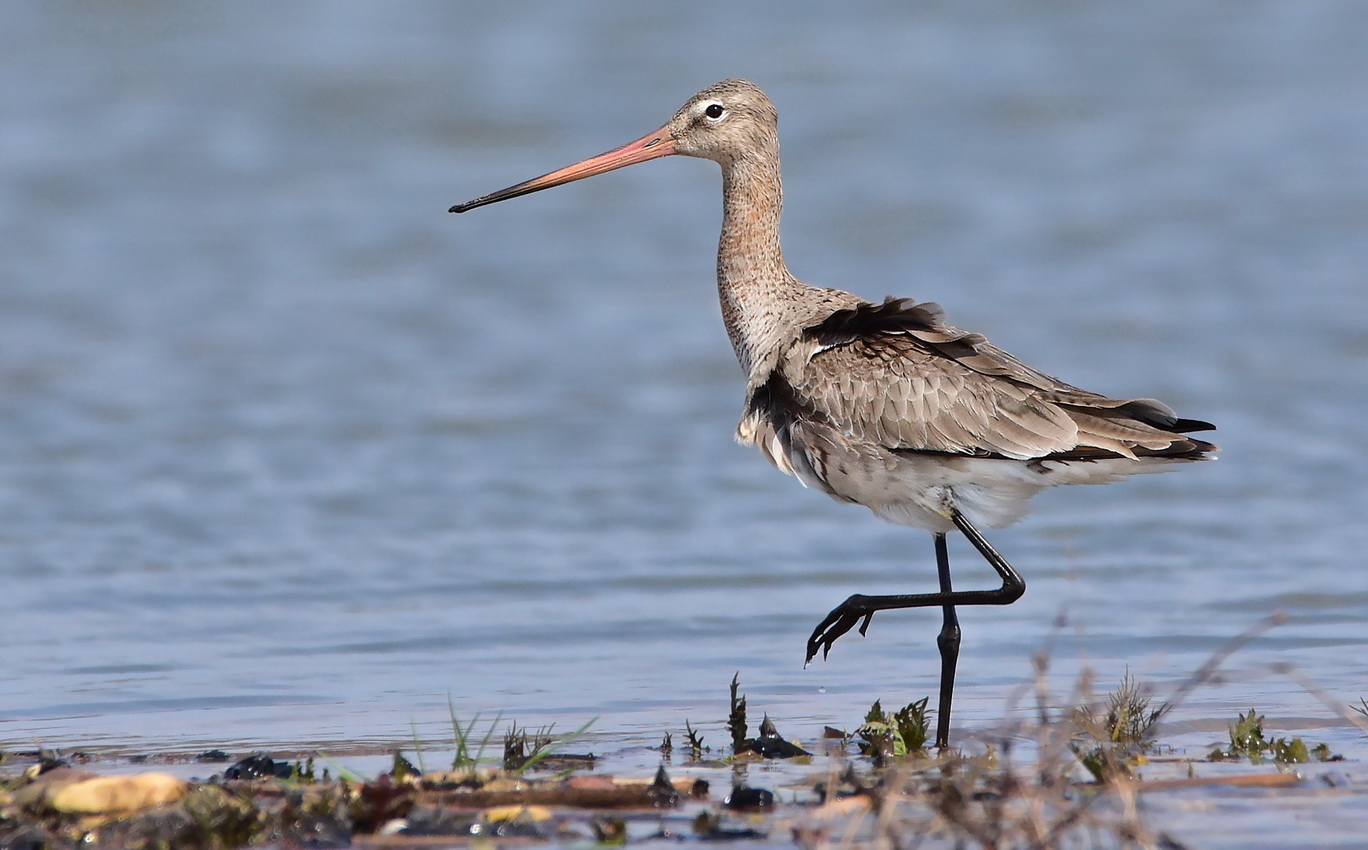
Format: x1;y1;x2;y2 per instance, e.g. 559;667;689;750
736;296;1215;531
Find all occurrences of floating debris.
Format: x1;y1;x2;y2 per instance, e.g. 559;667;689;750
222;753;294;781
692;810;767;841
386;750;422;781
741;715;811;759
726;675;810;759
47;773;187;814
722;784;774;811
591;813;629;845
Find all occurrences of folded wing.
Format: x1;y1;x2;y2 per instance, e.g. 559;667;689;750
757;297;1214;463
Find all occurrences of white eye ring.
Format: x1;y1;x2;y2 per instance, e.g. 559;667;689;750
703;102;725;120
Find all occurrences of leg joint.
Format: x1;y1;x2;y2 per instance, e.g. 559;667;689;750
999;573;1026;604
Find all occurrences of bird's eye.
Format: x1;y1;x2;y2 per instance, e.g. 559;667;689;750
704;103;725;120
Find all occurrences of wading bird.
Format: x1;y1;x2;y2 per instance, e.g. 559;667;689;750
450;79;1216;748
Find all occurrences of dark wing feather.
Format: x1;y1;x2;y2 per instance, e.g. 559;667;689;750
781;297;1215;461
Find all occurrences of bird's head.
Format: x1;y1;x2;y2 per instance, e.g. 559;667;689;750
449;79;776;213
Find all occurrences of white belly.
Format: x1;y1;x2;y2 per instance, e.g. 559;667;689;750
772;419;1194;533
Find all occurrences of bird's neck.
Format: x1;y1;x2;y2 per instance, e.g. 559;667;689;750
716;151;803;375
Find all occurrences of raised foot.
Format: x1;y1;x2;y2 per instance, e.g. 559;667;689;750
805;594;875;664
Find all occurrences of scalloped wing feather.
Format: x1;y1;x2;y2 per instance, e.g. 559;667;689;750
788;297;1214;461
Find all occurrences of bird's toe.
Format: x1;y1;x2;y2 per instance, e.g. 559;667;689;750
804;596;875;663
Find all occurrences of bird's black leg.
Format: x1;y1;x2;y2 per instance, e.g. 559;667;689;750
933;532;960;750
805;509;1025;747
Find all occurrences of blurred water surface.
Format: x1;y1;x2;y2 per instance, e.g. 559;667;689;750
2;0;1366;783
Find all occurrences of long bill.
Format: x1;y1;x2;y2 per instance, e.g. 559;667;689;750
449;126;678;213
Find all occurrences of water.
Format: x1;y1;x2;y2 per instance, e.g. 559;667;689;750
2;0;1366;803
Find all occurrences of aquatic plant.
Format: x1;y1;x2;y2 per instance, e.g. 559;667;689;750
855;697;932;765
447;698;501;772
721;674;809;758
1208;709;1336;764
726;672;747;755
1072;672;1168;780
503;717;597;773
684;720;705;761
